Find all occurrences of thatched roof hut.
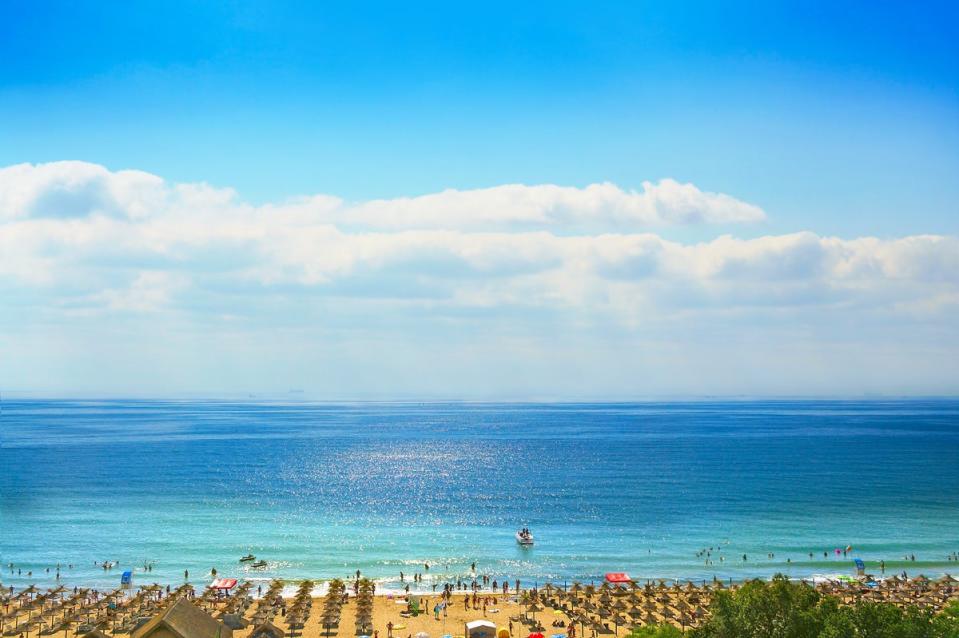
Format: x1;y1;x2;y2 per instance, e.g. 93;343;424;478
250;622;284;638
132;599;232;638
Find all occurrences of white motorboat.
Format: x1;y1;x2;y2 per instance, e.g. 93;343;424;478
516;529;534;546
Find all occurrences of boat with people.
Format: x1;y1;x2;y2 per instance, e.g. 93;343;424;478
239;554;256;562
516;527;534;546
251;560;268;568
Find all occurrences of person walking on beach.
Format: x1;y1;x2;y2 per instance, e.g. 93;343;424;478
387;622;393;638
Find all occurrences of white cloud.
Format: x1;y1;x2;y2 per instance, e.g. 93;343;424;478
0;161;764;229
0;161;955;326
0;161;168;221
82;271;187;313
1;162;956;396
342;179;766;229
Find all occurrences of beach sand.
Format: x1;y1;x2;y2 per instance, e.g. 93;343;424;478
4;575;958;638
0;588;573;638
250;593;563;638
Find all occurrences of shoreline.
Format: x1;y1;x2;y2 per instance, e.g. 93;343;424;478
6;565;959;598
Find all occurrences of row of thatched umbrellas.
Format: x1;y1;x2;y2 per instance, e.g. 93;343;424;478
2;586;91;637
1;583;196;638
214;583;254;617
249;581;286;627
354;580;374;637
525;581;713;634
318;580;346;637
816;573;958;613
285;581;316;636
198;582;243;610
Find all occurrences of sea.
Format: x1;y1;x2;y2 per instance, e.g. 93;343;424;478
2;399;958;594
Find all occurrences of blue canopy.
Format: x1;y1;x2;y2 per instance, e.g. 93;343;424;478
120;571;133;584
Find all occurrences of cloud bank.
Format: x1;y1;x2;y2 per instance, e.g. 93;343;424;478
1;161;956;396
1;161;765;228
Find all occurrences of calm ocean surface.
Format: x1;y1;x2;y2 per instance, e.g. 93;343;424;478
2;399;958;592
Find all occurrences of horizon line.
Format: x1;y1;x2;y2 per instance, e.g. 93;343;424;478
3;391;958;403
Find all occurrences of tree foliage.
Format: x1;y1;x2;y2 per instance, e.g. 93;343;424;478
625;575;959;638
629;625;683;638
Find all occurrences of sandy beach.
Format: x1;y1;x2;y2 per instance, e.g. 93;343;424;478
5;574;959;638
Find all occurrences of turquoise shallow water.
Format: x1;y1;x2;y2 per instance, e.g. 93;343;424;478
2;399;958;592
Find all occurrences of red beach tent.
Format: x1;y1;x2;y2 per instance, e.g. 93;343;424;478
211;578;237;590
604;573;632;584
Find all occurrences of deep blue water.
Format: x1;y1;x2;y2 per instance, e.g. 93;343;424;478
2;399;958;592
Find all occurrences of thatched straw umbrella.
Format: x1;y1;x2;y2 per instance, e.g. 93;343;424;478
527;603;543;626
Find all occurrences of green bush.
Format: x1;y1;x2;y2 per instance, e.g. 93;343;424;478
686;575;959;638
628;625;683;638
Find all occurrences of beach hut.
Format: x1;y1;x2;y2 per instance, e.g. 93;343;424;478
250;622;284;638
465;620;496;638
132;599;232;638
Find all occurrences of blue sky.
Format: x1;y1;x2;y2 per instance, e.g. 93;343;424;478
1;1;957;397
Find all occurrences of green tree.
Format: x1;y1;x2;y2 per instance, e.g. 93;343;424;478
691;576;959;638
822;601;935;638
933;599;959;638
693;575;830;638
628;625;683;638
